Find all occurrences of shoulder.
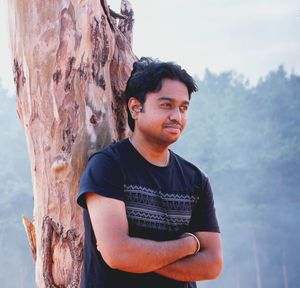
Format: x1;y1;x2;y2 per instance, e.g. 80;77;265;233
78;140;128;208
88;138;129;164
82;139;130;179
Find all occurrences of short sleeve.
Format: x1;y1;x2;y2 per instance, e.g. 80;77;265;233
189;175;220;233
77;152;125;209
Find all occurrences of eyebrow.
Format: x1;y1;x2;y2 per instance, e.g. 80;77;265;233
157;96;190;105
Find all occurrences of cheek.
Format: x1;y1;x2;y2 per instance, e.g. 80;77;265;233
181;117;188;131
145;110;165;123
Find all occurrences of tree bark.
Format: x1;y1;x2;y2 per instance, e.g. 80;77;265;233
9;0;136;287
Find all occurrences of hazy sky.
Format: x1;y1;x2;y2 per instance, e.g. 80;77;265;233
1;0;299;93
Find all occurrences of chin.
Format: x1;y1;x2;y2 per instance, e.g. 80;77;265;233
162;134;181;145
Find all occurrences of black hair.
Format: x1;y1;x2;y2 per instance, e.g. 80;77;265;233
124;57;198;131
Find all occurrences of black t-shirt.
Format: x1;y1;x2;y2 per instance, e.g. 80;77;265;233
77;138;220;288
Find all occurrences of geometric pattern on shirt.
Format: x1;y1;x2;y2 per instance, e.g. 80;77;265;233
124;184;199;232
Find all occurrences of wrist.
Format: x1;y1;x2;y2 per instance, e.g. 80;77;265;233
181;232;201;255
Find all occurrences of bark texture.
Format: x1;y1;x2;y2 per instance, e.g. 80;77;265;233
9;0;136;287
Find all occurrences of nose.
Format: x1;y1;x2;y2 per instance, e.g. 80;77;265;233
169;106;182;123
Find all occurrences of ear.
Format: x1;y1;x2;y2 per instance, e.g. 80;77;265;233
128;97;142;119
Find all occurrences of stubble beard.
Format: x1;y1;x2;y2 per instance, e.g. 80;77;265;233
146;129;182;149
135;118;184;149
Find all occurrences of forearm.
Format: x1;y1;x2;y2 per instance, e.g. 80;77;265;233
87;193;198;274
155;250;223;281
103;235;195;273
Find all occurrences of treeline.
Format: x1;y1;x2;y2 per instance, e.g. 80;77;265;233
0;66;299;287
173;66;300;288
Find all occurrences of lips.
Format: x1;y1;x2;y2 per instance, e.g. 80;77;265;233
164;124;182;134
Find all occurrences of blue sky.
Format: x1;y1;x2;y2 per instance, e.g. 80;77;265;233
1;0;299;93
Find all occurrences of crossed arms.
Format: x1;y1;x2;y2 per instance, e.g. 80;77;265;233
86;192;223;282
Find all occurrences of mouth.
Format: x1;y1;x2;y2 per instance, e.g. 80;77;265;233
163;124;182;134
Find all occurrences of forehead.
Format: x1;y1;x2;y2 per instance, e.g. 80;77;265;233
149;79;190;102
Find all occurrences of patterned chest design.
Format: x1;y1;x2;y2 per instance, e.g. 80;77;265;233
124;184;199;232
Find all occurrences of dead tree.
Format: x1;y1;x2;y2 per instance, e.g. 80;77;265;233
8;0;136;286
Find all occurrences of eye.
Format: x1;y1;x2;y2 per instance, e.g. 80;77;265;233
160;102;172;109
179;105;189;112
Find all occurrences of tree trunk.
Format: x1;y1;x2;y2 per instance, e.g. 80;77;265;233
8;0;136;287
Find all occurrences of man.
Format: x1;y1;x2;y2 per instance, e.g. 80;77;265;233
77;57;223;288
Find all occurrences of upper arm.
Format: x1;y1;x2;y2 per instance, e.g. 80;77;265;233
77;152;125;209
77;151;129;267
86;192;129;264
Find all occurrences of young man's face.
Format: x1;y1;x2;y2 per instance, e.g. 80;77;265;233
132;78;190;146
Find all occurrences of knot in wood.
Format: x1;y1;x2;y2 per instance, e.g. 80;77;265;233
51;155;68;174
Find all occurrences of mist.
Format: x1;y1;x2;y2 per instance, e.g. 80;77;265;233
0;66;299;287
173;66;300;287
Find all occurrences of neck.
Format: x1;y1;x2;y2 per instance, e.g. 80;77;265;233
129;133;170;167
